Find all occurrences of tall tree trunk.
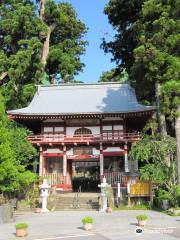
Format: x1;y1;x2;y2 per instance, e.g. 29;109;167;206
40;0;46;20
41;24;56;67
39;0;56;84
175;106;180;184
155;82;167;137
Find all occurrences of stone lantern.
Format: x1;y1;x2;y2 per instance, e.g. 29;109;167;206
98;176;111;212
39;179;51;212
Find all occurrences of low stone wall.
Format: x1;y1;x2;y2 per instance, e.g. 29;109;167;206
0;204;14;224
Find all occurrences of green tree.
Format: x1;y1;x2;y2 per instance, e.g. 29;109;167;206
131;0;180;181
102;0;144;73
99;68;128;83
0;0;87;109
103;0;180;181
131;0;180;113
0;91;37;196
129;135;177;190
38;0;87;83
103;0;180;127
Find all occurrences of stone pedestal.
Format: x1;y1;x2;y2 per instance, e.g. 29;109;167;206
39;179;51;212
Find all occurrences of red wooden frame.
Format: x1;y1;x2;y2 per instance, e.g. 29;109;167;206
67;154;99;160
103;151;125;156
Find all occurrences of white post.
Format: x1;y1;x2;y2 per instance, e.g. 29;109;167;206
100;153;104;176
117;182;121;198
63;154;67;177
124;144;129;172
127;182;131;194
39;152;43;176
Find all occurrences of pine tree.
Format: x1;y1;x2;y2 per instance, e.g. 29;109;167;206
0;0;87;109
103;0;180;180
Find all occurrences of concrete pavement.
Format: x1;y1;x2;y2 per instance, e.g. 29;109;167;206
0;210;179;240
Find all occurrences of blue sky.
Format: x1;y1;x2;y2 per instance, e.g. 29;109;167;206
62;0;116;83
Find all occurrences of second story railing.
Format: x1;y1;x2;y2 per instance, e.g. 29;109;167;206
28;131;141;145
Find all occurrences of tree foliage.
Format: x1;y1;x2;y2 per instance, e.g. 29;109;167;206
129;134;177;190
103;0;180;122
102;0;144;73
0;0;87;109
103;0;180;186
99;68;128;83
0;91;37;195
131;0;180;115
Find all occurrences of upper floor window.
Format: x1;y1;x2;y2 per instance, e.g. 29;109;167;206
74;127;92;135
43;126;64;134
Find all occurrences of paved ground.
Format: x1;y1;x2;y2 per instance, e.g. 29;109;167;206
0;210;179;240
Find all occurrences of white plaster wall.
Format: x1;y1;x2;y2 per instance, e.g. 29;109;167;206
102;125;112;130
66;126;100;135
45;148;63;153
102;125;123;130
103;147;124;152
66;147;100;156
114;125;123;130
93;148;100;155
66;148;74;156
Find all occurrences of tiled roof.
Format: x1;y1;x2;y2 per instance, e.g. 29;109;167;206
8;83;155;115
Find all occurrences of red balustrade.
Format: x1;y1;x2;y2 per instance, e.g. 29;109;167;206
28;131;141;145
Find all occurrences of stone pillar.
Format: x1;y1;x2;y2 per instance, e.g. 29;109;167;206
124;143;129;172
63;146;67;177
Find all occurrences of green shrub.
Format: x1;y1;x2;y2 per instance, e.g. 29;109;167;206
82;217;93;224
15;223;28;229
136;215;148;221
158;189;171;200
171;185;180;207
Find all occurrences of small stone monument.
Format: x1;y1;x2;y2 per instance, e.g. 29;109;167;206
39;179;51;212
98;176;111;212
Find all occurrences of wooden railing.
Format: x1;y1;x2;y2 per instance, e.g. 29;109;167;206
28;132;141;144
104;172;128;186
43;173;64;185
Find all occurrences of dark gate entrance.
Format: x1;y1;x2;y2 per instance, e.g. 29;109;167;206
72;161;100;192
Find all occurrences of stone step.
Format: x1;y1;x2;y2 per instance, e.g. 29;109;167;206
56;192;100;198
55;205;99;210
56;197;98;200
56;197;99;203
55;203;99;208
56;199;99;204
55;208;98;211
54;198;99;210
49;192;100;211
